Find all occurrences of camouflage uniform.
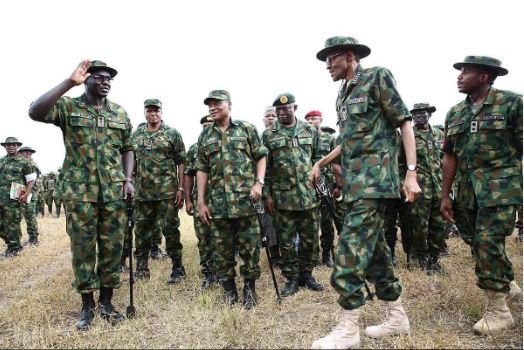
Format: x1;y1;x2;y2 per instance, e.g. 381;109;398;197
0;154;35;253
132;122;186;275
20;159;41;242
444;86;522;292
262;116;322;286
44;173;63;216
35;93;133;293
333;64;409;309
196;119;267;282
35;176;45;216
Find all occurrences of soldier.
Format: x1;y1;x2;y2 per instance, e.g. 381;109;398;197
440;56;523;335
184;115;217;289
196;90;267;309
132;98;186;283
263;106;277;128
0;137;36;257
262;93;324;297
305;110;337;267
43;171;58;216
310;36;421;349
18;146;41;245
29;60;135;331
53;167;64;217
400;103;447;274
35;174;45;217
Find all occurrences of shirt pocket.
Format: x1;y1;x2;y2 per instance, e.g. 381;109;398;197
68;113;94;144
478;115;508;150
344;101;371;133
106;116;127;147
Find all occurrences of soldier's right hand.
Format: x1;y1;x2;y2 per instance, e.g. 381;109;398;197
309;162;322;186
198;203;212;226
440;196;455;224
69;60;92;86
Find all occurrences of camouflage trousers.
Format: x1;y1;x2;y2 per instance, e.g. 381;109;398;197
151;221;163;250
333;199;401;310
455;203;516;292
134;199;182;262
274;208;320;280
0;202;23;250
410;194;446;258
210;215;261;281
383;198;412;254
21;200;39;237
36;196;45;215
65;200;125;293
46;194;63;215
193;205;214;274
335;198;348;233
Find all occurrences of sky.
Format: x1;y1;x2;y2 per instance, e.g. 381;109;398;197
1;0;522;173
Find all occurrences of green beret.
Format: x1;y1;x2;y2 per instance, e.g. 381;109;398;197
273;93;296;106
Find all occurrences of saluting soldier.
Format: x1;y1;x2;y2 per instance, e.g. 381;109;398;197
440;56;522;335
18;145;41;245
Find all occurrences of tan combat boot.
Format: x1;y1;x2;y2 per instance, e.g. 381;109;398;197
364;297;410;338
506;280;522;304
473;290;514;335
311;308;360;349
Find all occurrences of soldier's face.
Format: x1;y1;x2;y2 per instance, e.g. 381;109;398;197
326;50;349;82
85;70;112;97
4;143;18;155
207;100;231;122
412;111;430;128
457;66;488;94
20;151;32;159
145;106;162;124
305;116;322;129
276;104;297;126
263;111;277;128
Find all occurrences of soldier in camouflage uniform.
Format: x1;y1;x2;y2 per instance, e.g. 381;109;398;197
399;103;447;274
0;137;37;257
196;90;267;309
29;60;135;331
310;36;421;349
44;171;63;217
440;56;523;335
262;93;324;297
132;98;186;283
184;115;217;289
18;146;41;245
305;110;337;267
35;174;45;217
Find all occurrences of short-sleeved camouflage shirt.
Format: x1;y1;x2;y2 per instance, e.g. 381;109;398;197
0;154;34;205
132;123;185;201
40;94;134;203
444;87;523;207
336;65;410;202
196;119;267;218
262;119;321;211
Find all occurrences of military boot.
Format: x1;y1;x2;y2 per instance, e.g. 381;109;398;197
281;277;299;297
76;292;95;331
242;279;257;310
221;279;238;306
150;246;164;260
365;297;410;338
321;249;334;268
167;258;186;284
99;287;125;325
425;255;444;275
201;271;217;290
134;256;150;280
473;290;514;335
299;271;324;292
506;280;522;304
311;307;361;349
27;234;39;246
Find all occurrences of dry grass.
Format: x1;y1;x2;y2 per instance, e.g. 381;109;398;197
0;209;522;349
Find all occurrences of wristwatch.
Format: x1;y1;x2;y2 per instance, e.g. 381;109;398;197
256;178;265;186
407;164;417;171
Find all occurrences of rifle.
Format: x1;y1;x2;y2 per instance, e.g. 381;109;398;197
313;176;375;301
251;197;282;304
126;196;136;318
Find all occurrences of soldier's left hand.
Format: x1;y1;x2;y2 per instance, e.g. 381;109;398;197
123;181;135;199
175;190;184;209
18;192;30;204
402;172;421;203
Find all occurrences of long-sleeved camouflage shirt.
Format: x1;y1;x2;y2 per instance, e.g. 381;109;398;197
39;94;134;203
444;87;523;208
262;118;321;211
0;154;34;205
319;129;337;183
132;123;185;201
196;119;267;218
336;64;411;203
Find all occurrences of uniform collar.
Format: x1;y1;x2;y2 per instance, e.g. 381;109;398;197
77;93;113;112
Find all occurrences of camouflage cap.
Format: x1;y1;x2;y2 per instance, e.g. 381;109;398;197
87;60;118;77
305;110;322;119
144;98;162;108
200;115;214;124
273;93;296;106
204;90;231;105
317;36;371;61
320;126;336;134
453;56;508;76
410;102;436;114
18;146;36;153
1;136;22;146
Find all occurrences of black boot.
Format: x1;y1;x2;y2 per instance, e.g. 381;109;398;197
299;272;324;291
221;279;238;305
56;206;61;218
321;249;334;268
167;259;186;284
99;287;125;325
134;257;150;280
281;277;299;297
242;279;257;310
28;234;39;246
150;246;163;260
201;271;217;290
76;292;95;331
425;255;444;275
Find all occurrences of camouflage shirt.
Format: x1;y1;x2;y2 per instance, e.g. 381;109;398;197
184;143;199;202
336;64;410;203
262;119;321;211
444;87;523;207
196;119;267;218
0;154;34;205
319;130;336;183
39;93;134;203
132;123;185;201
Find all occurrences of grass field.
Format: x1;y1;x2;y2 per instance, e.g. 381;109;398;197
0;209;522;349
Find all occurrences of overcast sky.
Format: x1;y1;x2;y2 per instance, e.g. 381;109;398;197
1;0;522;173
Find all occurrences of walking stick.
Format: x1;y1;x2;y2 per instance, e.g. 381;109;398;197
126;196;136;318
